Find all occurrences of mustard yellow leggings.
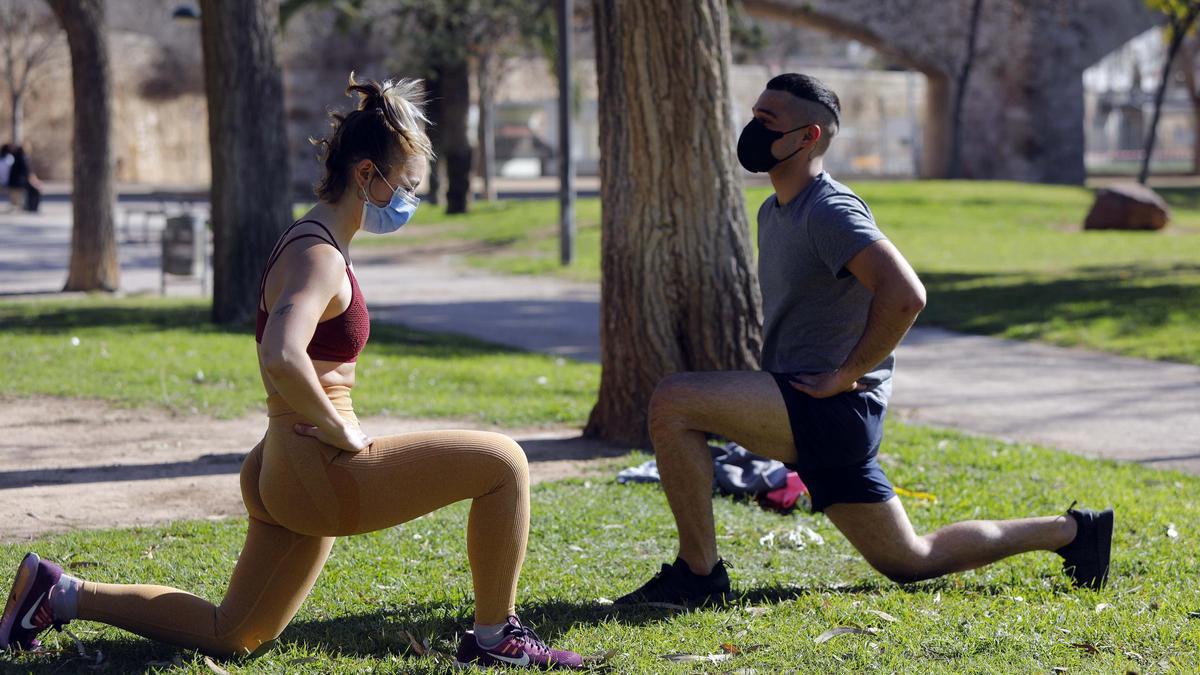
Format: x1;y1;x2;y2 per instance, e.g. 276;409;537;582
76;387;530;656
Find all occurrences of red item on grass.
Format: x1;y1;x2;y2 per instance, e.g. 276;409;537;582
758;471;810;513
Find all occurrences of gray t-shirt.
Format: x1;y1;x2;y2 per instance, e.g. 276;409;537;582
757;172;893;399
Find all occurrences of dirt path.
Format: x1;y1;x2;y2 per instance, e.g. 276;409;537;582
0;396;631;543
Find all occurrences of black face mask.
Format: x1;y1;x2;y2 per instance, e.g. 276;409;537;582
736;118;809;173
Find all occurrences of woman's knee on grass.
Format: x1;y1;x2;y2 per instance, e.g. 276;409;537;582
210;630;278;659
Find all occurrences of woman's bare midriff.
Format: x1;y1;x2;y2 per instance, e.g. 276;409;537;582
258;357;356;398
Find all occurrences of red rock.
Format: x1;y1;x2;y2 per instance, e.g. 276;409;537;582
1083;183;1170;231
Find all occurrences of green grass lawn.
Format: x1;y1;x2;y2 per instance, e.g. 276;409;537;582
2;425;1197;673
0;298;597;426
388;181;1200;364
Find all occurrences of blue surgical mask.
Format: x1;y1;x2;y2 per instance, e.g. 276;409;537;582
360;164;419;234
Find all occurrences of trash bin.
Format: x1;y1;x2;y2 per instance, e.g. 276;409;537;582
161;213;207;294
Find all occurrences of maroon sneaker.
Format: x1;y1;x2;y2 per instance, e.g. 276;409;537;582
0;553;66;651
452;616;583;670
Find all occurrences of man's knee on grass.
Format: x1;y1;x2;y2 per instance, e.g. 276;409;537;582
857;542;936;585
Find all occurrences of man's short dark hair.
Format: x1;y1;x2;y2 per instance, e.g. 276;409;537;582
766;73;841;128
766;73;840;156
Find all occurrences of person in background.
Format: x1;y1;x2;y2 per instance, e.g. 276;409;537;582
0;145;13;212
8;146;42;213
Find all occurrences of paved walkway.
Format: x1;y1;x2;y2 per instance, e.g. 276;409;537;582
4;205;1199;477
353;255;1200;474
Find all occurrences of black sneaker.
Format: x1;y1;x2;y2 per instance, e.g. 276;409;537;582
614;558;732;607
1055;502;1114;589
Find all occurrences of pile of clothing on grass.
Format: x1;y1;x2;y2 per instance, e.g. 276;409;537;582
617;442;810;514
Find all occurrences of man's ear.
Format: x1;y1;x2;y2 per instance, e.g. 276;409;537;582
802;125;823;157
804;125;822;147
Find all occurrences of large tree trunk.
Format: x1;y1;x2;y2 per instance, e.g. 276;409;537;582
48;0;118;292
199;0;291;324
586;0;762;447
441;56;473;214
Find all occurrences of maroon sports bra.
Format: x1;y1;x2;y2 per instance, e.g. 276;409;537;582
255;219;370;363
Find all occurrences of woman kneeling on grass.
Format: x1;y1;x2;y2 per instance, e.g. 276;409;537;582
0;74;583;670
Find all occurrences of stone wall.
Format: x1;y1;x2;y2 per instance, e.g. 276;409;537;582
742;0;1160;184
0;29;209;186
4;0;1162;188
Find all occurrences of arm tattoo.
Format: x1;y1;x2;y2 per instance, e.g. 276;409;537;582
275;303;295;317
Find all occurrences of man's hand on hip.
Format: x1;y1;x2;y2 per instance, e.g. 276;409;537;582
789;371;858;399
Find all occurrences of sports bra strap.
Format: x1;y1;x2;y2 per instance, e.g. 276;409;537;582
264;219;342;261
292;219;342;254
258;219;346;309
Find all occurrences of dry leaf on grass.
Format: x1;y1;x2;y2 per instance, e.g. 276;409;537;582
1070;642;1099;654
720;643;764;656
815;627;878;644
62;626;101;665
1094;603;1111;614
664;652;732;663
583;648;617;665
403;630;428;656
865;609;898;623
203;656;230;675
402;630;452;661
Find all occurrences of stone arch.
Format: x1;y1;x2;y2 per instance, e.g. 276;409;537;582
742;0;1159;183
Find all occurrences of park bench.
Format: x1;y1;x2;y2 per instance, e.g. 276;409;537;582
118;190;208;245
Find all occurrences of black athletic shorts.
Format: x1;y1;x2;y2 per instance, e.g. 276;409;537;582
770;373;896;512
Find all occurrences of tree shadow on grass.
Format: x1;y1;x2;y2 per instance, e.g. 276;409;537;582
0;302;238;335
918;264;1200;359
0;576;1073;673
0;301;540;361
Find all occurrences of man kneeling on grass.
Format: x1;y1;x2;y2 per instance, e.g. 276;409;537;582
615;74;1113;607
